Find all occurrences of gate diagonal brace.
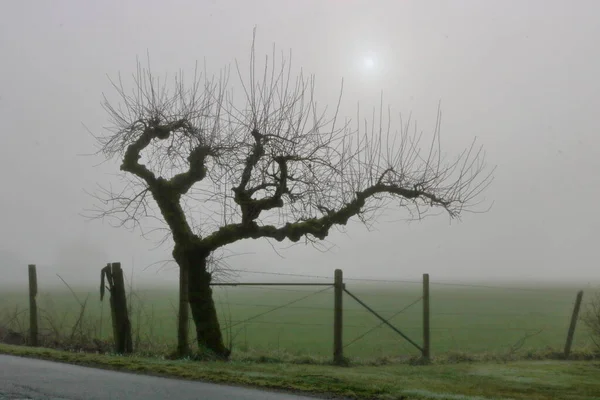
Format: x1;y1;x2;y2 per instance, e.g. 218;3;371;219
343;288;423;352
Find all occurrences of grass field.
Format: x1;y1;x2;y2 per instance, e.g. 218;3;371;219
0;280;596;361
1;343;599;400
2;281;599;399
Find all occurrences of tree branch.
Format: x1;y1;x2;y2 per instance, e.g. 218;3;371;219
120;118;190;184
170;144;211;194
231;130;291;225
120;129;156;183
117;120;207;243
202;181;450;251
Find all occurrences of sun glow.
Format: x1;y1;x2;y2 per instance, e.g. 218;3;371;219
364;57;375;69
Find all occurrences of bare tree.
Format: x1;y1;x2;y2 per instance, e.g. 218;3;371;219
88;35;493;358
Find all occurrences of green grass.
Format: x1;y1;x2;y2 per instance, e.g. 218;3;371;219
1;343;599;400
0;282;596;361
2;282;598;399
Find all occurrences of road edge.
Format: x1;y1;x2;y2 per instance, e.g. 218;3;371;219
0;344;365;399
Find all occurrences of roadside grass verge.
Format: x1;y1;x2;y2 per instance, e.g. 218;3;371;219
1;343;599;400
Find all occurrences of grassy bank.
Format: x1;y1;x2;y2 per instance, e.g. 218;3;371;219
1;343;599;400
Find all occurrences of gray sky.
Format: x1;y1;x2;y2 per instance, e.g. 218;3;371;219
1;0;599;287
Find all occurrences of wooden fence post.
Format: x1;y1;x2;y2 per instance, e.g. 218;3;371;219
333;269;344;365
423;273;430;361
564;290;584;359
111;262;133;354
104;264;118;347
28;264;38;347
101;263;133;354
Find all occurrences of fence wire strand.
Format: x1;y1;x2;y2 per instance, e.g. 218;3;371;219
227;268;568;293
222;286;332;330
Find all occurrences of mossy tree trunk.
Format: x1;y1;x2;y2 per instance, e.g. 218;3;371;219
173;243;229;359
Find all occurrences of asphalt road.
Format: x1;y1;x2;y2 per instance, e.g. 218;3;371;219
0;355;321;400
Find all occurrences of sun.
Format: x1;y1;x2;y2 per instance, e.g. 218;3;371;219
364;57;375;69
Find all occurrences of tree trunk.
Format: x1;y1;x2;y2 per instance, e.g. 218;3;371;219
173;244;229;359
188;263;230;358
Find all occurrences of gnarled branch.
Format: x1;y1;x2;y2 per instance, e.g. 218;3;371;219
201;180;455;252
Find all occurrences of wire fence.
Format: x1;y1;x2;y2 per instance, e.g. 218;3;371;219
0;265;595;362
210;268;593;359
